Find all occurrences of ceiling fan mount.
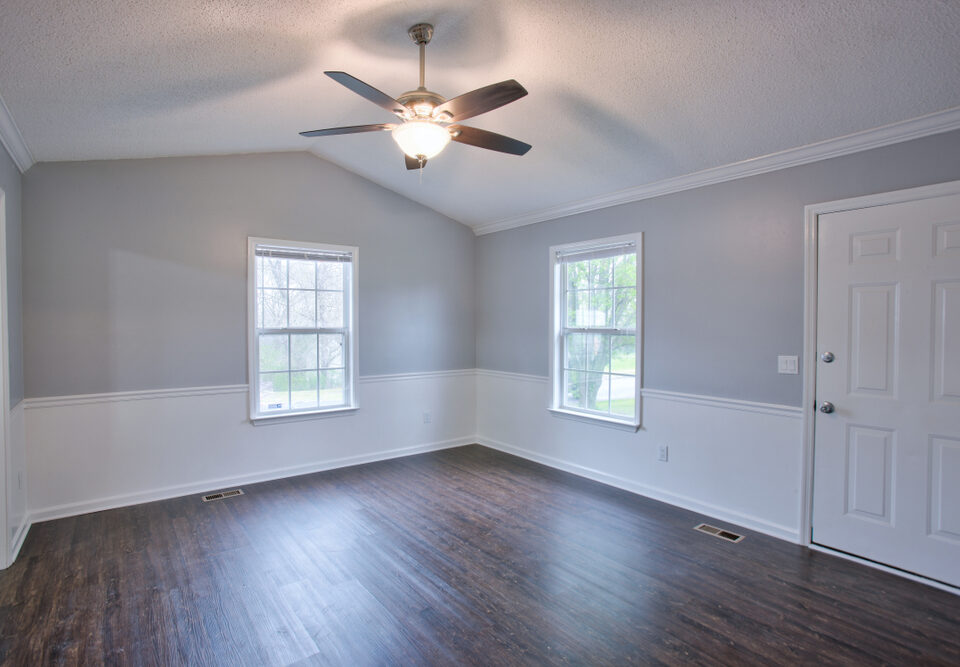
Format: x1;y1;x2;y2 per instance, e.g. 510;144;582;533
407;22;434;46
299;23;531;170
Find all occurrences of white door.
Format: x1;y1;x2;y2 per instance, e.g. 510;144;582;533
813;189;960;587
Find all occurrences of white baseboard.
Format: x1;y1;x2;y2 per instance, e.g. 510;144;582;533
475;370;804;544
30;435;474;524
4;400;27;567
9;514;28;562
478;435;800;543
25;371;478;526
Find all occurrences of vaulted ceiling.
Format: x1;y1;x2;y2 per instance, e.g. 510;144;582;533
1;0;959;230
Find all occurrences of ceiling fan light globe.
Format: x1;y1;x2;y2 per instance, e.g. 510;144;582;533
392;120;451;159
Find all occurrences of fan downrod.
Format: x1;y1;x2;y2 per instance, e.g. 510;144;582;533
402;23;441;106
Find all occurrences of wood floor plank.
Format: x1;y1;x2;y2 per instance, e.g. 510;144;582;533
1;444;958;665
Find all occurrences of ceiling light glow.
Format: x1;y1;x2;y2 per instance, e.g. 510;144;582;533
392;120;451;159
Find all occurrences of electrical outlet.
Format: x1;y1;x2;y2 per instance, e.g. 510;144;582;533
657;445;669;462
423;411;432;424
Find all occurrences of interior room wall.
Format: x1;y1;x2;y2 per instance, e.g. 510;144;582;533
475;129;960;540
21;152;477;521
477;129;960;407
15;130;960;552
23;152;475;397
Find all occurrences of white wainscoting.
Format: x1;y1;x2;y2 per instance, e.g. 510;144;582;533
25;370;476;524
475;369;804;542
16;368;806;567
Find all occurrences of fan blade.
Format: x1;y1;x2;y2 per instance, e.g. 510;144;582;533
433;80;527;122
325;71;407;116
449;125;531;156
299;124;396;137
405;154;427;170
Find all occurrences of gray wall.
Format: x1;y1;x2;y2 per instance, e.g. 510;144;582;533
20;132;960;403
23;152;475;397
0;144;22;407
476;130;960;406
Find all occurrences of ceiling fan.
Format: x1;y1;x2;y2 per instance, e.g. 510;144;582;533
299;23;531;170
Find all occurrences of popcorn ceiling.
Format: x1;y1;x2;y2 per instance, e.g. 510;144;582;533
0;0;958;228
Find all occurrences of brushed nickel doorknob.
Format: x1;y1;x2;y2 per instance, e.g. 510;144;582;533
820;351;835;363
819;401;835;414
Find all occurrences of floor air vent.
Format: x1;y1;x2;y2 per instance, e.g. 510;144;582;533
202;489;244;502
694;523;744;543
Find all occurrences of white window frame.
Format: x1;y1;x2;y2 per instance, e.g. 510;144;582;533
548;232;642;431
247;237;359;424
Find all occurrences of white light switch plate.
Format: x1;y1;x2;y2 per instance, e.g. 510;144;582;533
778;355;799;374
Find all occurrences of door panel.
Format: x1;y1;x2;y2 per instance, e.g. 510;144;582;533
850;228;899;262
848;284;898;395
813;190;960;587
930;436;960;541
933;281;960;401
845;424;894;523
935;222;960;256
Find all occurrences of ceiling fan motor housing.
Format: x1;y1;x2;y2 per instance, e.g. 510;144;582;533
398;89;446;119
408;23;434;45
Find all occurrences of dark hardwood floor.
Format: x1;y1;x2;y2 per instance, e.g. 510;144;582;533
1;445;958;665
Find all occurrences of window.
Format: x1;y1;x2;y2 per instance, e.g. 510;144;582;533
549;234;642;428
247;237;358;421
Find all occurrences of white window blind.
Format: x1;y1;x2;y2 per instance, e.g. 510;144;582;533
556;240;635;263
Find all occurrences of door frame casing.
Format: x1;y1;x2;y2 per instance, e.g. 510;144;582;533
0;188;7;568
800;179;960;550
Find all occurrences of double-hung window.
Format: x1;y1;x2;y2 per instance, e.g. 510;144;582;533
550;233;642;428
248;237;358;421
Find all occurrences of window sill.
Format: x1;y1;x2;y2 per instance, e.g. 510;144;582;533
547;407;641;432
251;406;358;426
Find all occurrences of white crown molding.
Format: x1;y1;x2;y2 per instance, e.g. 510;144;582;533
0;91;34;173
473;106;960;236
